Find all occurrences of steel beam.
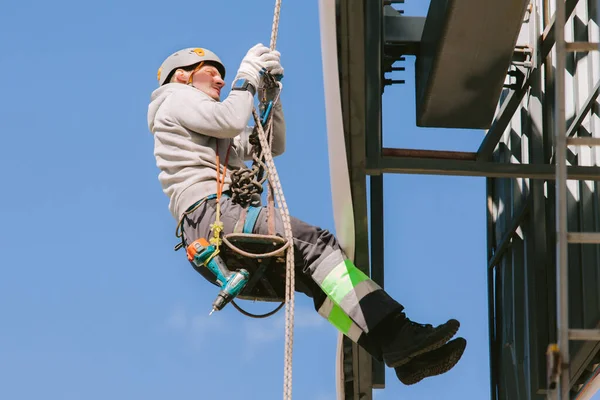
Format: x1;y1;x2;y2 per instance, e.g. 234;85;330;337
372;156;600;180
526;19;552;393
365;0;385;387
565;42;600;52
369;175;385;388
365;0;383;174
565;81;600;139
477;69;529;161
569;330;600;341
486;179;499;400
369;176;385;288
337;0;373;396
414;0;531;129
487;198;531;269
383;13;425;56
382;148;476;161
541;0;584;60
554;0;570;396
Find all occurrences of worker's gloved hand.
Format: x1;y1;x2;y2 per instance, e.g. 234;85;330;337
234;43;281;89
258;49;284;103
268;50;284;78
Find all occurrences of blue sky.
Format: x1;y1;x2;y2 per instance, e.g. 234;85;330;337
0;0;578;399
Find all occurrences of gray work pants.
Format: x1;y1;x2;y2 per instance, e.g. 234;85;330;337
180;195;403;355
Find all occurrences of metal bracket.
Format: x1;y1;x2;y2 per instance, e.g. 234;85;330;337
383;12;426;72
512;45;533;68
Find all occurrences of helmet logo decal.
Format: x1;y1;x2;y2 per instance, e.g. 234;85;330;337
157;67;162;82
193;48;205;56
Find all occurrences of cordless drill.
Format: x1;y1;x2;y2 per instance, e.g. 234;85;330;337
186;238;250;315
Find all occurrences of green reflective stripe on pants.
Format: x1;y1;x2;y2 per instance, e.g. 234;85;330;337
315;255;388;333
338;279;381;332
321;259;370;306
329;304;352;334
318;298;363;342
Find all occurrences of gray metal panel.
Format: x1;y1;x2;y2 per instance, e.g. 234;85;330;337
415;0;531;129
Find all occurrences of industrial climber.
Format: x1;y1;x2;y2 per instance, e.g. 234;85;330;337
146;44;467;385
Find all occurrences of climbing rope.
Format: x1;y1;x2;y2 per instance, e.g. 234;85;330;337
250;106;295;399
255;1;295;398
223;0;296;400
226;0;294;397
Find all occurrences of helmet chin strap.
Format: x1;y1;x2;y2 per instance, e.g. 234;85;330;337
186;62;205;86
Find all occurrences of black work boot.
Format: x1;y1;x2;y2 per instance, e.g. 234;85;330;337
395;337;467;385
379;316;460;368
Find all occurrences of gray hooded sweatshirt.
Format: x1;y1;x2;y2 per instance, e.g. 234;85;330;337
147;83;286;220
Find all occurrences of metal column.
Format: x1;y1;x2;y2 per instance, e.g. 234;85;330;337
553;0;570;396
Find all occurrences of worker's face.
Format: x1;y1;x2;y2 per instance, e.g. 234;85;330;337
189;64;225;101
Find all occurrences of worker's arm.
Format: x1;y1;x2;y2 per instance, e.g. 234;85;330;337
168;88;254;139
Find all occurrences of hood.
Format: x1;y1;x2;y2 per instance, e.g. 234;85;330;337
147;83;186;133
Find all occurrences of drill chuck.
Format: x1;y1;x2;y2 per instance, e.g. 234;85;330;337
212;292;231;312
212;269;250;312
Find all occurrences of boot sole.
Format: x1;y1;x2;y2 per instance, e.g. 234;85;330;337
383;319;460;368
395;337;467;385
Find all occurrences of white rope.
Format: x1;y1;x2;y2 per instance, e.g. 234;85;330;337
269;0;282;51
252;108;294;400
252;0;295;399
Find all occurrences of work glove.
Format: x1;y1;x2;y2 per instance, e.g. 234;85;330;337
268;50;284;78
257;50;284;104
234;43;281;89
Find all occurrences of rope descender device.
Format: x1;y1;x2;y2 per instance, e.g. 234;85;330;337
258;69;283;126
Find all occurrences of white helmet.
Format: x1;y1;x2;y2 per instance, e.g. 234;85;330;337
156;47;226;86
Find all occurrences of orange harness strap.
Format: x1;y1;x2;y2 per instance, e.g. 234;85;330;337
209;140;232;248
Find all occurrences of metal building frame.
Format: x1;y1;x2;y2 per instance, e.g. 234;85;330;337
541;0;600;398
324;0;600;399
